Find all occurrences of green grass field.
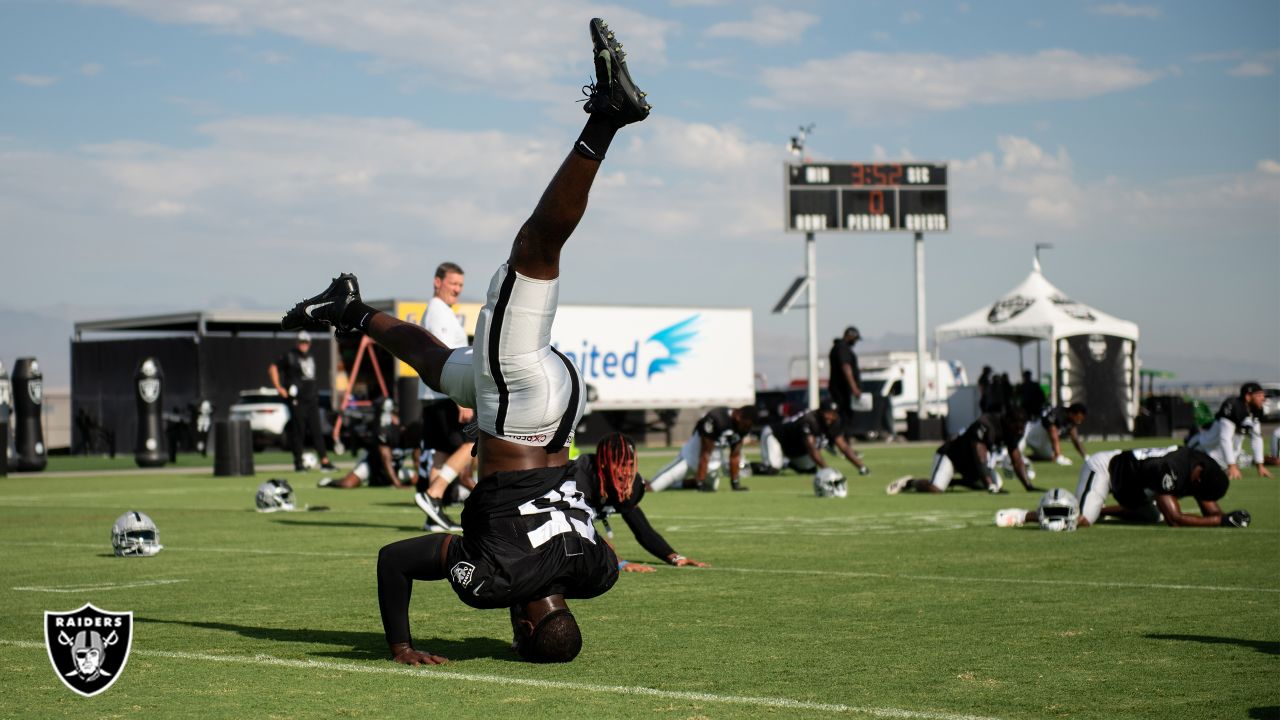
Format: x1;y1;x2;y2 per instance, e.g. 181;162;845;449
2;440;1277;719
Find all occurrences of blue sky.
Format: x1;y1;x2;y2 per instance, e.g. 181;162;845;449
1;0;1277;389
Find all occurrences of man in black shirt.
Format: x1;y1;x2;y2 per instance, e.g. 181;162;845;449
756;401;869;477
648;406;754;492
268;331;335;472
887;409;1039;494
996;446;1247;529
1017;370;1045;417
577;433;708;572
828;327;863;429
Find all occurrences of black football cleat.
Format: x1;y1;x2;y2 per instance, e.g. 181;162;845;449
282;273;361;332
583;18;651;126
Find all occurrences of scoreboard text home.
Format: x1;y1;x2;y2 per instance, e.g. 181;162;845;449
785;162;949;233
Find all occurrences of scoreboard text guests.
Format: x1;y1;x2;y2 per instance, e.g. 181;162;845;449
785;162;949;233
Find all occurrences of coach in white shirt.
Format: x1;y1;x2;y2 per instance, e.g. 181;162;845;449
414;262;475;530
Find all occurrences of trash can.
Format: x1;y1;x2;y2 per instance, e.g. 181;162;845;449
213;419;255;477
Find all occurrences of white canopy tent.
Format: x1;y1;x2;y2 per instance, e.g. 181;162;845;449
935;259;1140;434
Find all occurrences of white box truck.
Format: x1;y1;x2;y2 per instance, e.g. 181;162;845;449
787;351;967;433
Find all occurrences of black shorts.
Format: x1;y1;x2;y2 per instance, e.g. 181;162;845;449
421;400;467;454
444;465;618;610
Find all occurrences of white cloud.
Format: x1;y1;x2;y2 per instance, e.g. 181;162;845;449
13;74;58;87
81;63;104;76
755;50;1159;120
85;1;674;100
1258;159;1280;174
901;10;922;24
706;6;818;46
1089;3;1162;18
1227;61;1272;77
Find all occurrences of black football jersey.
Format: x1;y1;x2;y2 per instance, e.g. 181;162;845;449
1039;406;1076;431
1214;396;1262;431
573;455;675;562
1110;446;1227;501
696;407;744;448
777;410;842;457
960;412;1020;451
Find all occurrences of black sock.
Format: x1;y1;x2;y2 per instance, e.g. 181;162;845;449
341;300;379;331
573;114;618;161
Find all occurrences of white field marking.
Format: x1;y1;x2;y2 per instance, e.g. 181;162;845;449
13;579;188;593
708;566;1280;594
3;542;369;558
0;639;1000;720
4;542;1273;594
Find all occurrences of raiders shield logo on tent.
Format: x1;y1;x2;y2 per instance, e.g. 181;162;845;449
44;603;133;697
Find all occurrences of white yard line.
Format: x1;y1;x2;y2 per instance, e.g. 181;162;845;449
0;639;999;720
13;579;188;593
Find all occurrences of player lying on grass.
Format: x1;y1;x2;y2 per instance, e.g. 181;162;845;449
648;405;754;492
283;18;650;665
753;400;870;478
995;446;1249;529
886;408;1041;495
580;432;708;572
316;399;413;491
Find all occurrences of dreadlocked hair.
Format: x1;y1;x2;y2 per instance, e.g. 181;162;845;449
596;432;637;503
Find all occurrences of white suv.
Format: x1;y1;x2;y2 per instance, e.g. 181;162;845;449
229;388;291;450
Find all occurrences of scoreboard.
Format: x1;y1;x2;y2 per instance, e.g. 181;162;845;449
785;162;949;233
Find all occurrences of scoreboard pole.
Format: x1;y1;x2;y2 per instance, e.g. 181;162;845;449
914;232;927;428
805;232;819;410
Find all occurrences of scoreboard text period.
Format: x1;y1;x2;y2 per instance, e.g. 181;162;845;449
785;162;949;233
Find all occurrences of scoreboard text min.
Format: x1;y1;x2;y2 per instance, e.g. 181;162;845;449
785;162;949;233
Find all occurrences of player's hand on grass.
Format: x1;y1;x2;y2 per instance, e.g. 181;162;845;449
1220;510;1251;528
622;562;656;573
1258;466;1273;479
1227;464;1243;481
390;643;448;665
674;556;709;568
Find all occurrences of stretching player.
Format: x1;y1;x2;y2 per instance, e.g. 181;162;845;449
1022;403;1088;464
648;406;754;492
579;432;708;572
754;401;869;476
1187;382;1272;480
283;18;650;665
995;446;1248;529
886;409;1039;494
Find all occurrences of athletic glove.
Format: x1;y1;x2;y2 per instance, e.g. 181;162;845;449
1221;510;1251;528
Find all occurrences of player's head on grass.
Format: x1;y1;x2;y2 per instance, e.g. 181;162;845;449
512;595;581;663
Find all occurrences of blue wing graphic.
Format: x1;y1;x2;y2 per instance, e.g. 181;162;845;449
646;315;700;379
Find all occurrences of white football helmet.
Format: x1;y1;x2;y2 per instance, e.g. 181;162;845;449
1037;488;1080;532
111;510;163;557
813;467;847;498
256;479;296;512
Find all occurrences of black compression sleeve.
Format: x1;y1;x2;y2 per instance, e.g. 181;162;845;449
376;534;450;646
340;300;380;332
620;506;676;562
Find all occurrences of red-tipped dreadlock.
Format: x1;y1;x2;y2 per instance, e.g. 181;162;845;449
595;432;637;503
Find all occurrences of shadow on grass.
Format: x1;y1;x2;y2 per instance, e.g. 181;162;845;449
1146;633;1279;656
269;518;422;532
1250;708;1279;720
138;617;515;662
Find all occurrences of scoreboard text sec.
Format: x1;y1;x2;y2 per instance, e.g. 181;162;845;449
785;162;949;233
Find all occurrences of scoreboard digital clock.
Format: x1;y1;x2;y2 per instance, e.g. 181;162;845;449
785;162;949;233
